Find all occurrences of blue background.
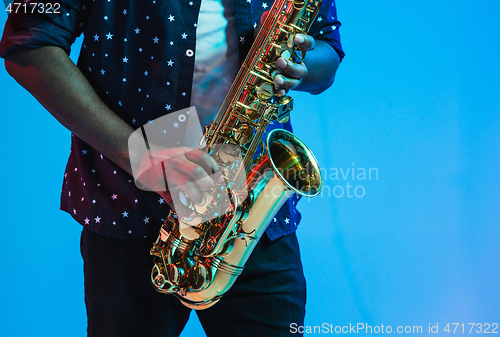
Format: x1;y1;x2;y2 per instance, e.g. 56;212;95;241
1;1;499;335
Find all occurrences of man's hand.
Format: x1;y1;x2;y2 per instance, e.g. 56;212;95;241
259;10;340;96
134;147;222;217
273;34;316;96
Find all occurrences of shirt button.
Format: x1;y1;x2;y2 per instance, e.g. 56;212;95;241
186;49;194;57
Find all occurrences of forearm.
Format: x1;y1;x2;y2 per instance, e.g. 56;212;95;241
298;40;340;95
4;46;135;175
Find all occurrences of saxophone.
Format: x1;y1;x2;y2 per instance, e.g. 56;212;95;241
150;0;323;310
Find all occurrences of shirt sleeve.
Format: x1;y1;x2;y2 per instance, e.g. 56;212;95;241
0;0;92;58
308;0;345;62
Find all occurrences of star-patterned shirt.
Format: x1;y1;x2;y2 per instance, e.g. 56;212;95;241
0;0;344;239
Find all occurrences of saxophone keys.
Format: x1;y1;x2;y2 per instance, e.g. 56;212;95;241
194;192;213;215
277;95;293;123
179;215;203;240
167;263;180;285
187;263;209;290
178;190;194;210
151;263;176;293
256;82;274;100
277;115;290;123
234;124;254;144
281;49;292;60
246;105;260;120
216;144;242;165
206;236;218;251
152;268;167;288
276;40;292;59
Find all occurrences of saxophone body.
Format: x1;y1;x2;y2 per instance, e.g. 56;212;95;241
150;0;323;310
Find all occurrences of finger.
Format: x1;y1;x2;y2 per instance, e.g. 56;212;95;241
185;149;224;185
135;162;169;192
172;156;215;191
276;88;287;97
273;73;303;91
170;187;196;218
184;149;220;175
175;205;194;219
167;170;205;205
294;34;315;51
275;57;308;79
178;180;204;206
158;148;219;192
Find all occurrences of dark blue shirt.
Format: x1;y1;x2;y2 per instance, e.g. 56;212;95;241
0;0;344;240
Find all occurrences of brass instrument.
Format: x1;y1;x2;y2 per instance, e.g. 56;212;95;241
150;0;323;310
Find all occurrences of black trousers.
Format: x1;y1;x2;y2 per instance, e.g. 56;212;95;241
80;228;306;337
